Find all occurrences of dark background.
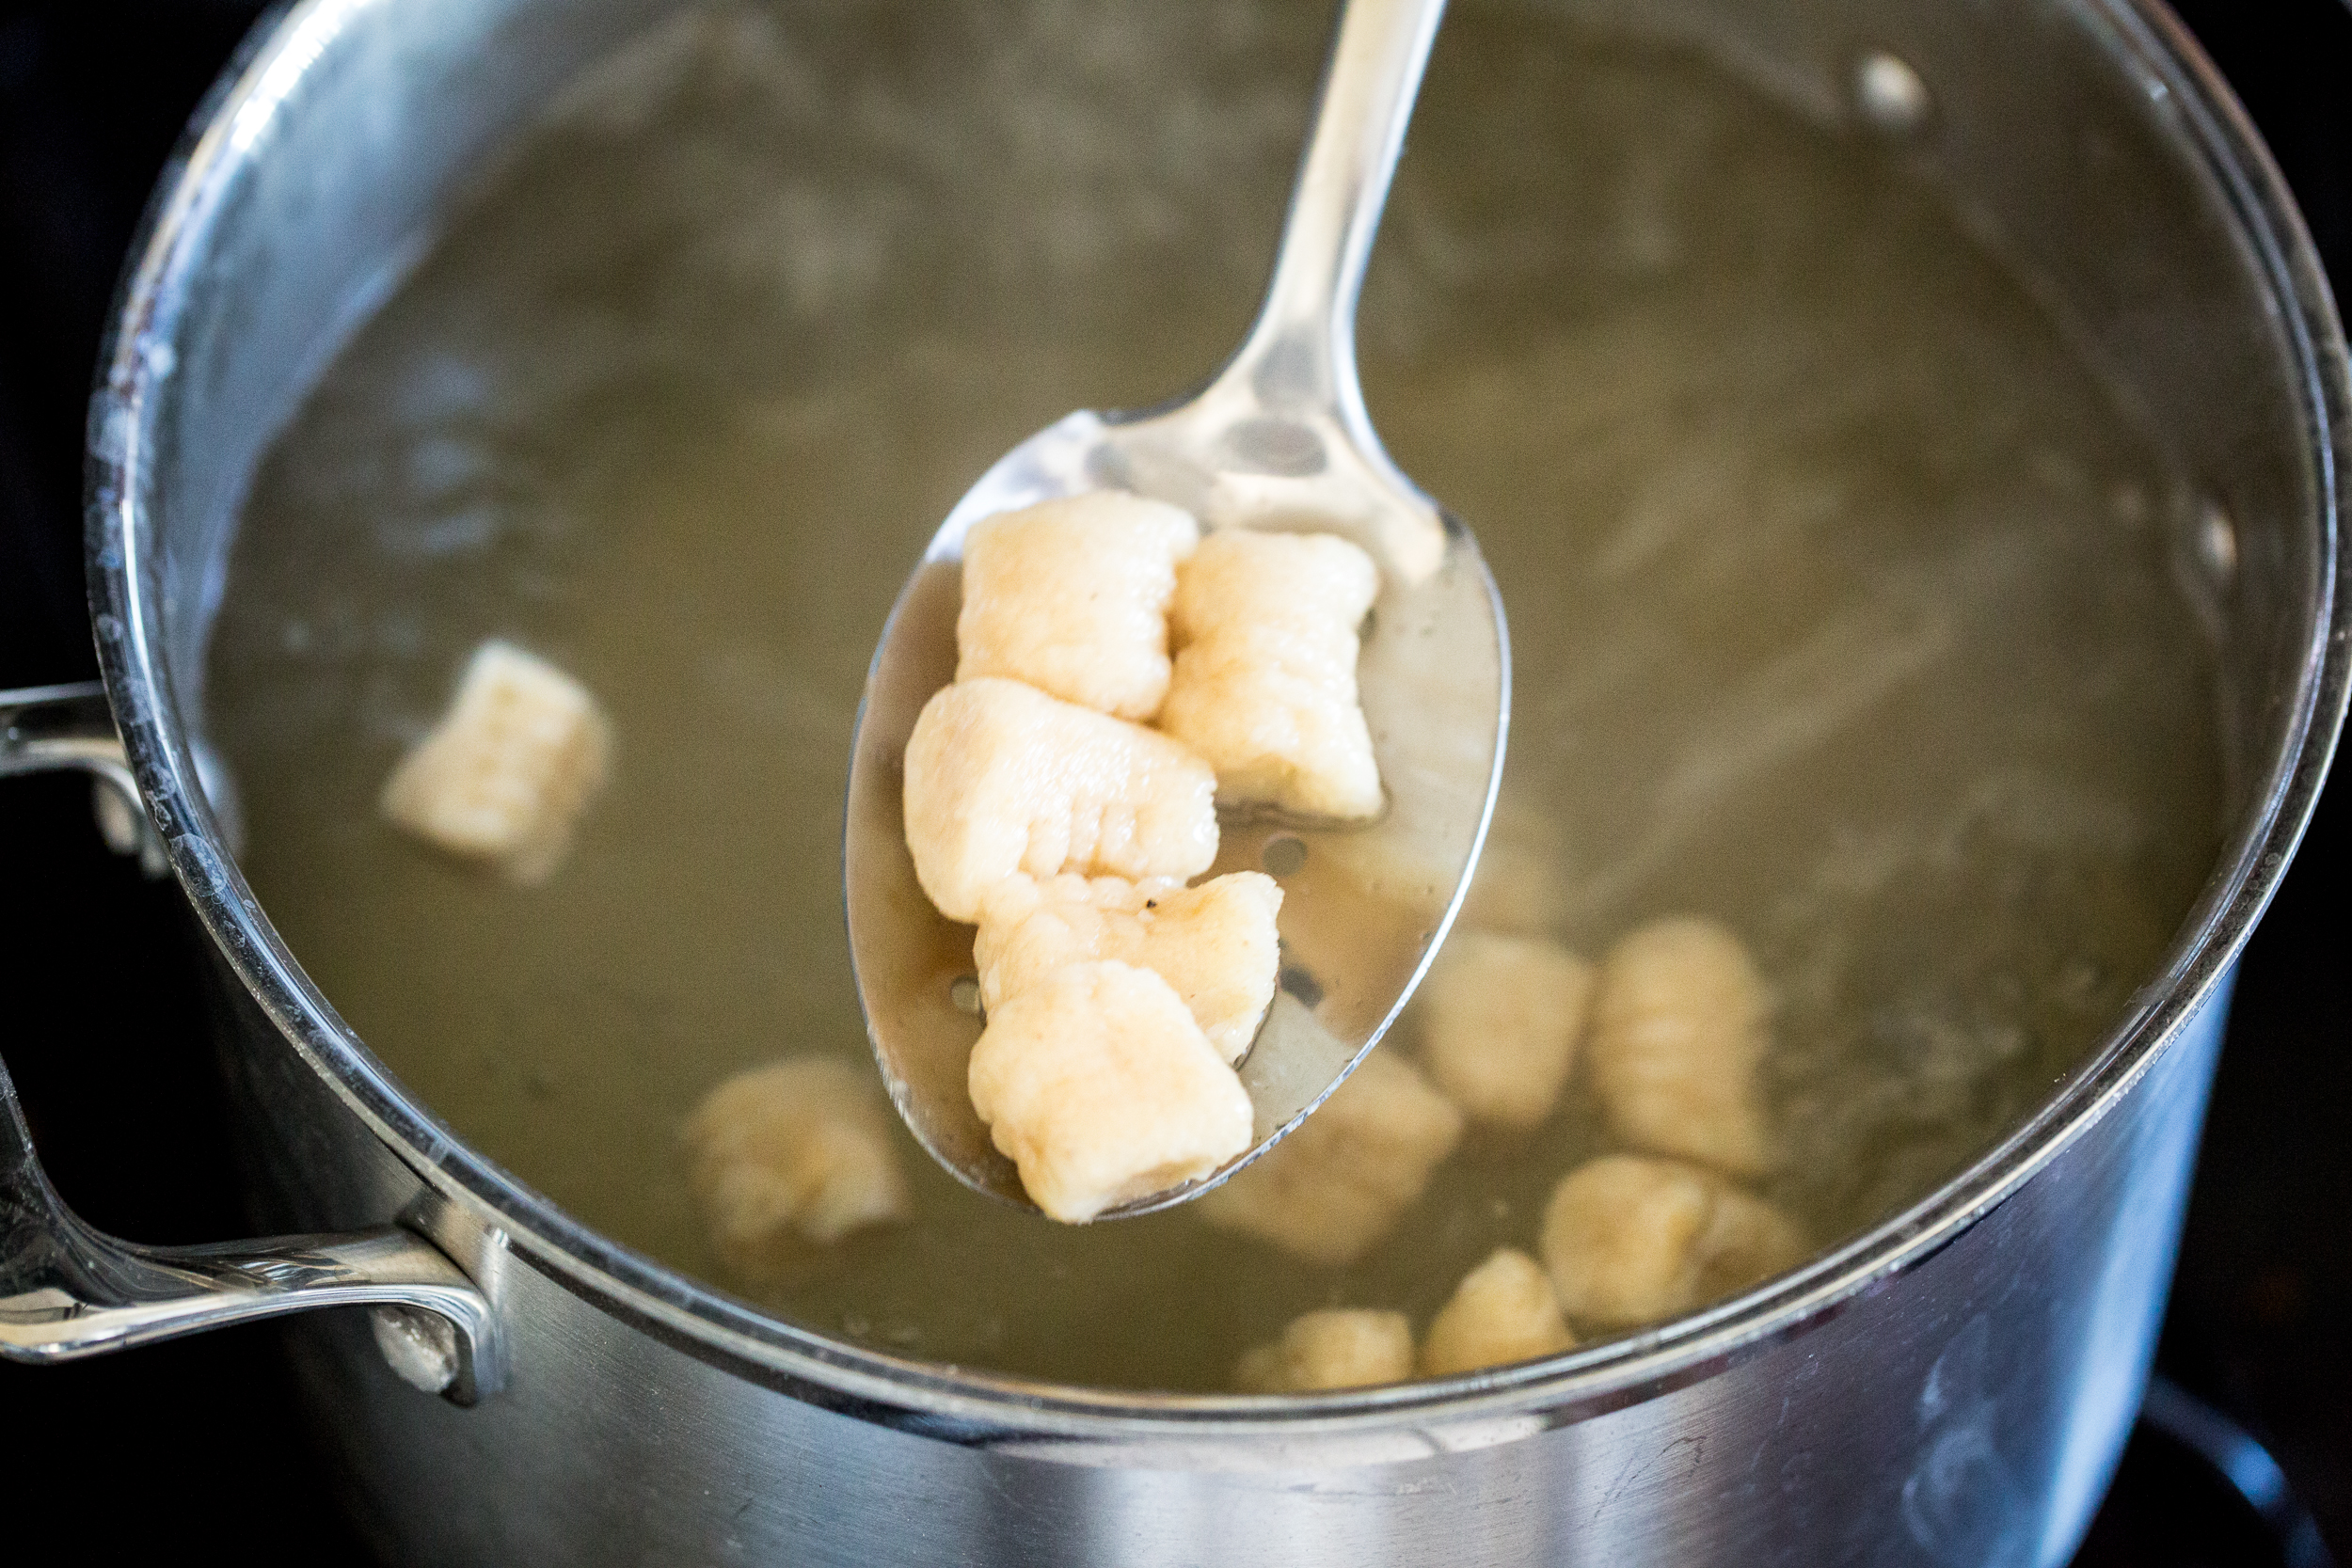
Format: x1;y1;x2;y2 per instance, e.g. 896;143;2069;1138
2;1;2347;1560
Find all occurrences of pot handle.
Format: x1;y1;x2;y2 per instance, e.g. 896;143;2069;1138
0;682;504;1404
0;679;164;869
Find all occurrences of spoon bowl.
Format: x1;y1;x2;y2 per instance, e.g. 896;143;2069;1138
845;0;1507;1217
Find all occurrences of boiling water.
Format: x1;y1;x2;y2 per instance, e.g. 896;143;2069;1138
206;0;2222;1390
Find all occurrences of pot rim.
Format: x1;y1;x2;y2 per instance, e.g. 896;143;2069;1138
82;0;2351;1444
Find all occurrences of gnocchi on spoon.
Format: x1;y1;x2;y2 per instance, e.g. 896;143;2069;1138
845;0;1506;1220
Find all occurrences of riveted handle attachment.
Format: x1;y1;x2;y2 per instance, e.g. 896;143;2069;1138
0;682;503;1403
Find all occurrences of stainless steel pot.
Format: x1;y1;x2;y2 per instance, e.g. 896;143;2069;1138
4;0;2346;1561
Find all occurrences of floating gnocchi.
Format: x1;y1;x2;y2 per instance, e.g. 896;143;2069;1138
1587;917;1777;1178
1158;529;1384;820
1233;1307;1415;1393
955;493;1200;721
974;871;1283;1063
380;639;612;885
683;1056;910;1277
1540;1153;1804;1330
1197;1050;1463;1265
1414;931;1596;1129
966;960;1253;1224
1418;1247;1577;1377
901;675;1219;924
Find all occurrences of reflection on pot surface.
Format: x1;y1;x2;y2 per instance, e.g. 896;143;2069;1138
207;1;2220;1392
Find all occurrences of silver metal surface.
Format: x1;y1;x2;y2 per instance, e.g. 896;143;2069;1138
39;0;2352;1561
1;680;160;869
0;1029;503;1404
845;0;1509;1215
2;680;499;1399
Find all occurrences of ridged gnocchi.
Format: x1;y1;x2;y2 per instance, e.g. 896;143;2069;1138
901;676;1218;924
380;640;612;885
1159;529;1384;820
1587;917;1777;1177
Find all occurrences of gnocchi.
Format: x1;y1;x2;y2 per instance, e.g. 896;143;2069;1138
901;676;1218;923
380;640;612;885
1196;1050;1463;1265
683;1056;910;1276
1539;1153;1804;1330
1418;1247;1577;1377
966;960;1252;1223
1587;917;1777;1177
1233;1307;1415;1393
1414;931;1595;1129
956;493;1200;721
973;871;1282;1063
1158;530;1383;820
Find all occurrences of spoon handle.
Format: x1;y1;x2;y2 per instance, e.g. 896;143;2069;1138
1225;0;1448;419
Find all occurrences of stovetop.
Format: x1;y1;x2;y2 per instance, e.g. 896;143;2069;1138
2;2;2345;1560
